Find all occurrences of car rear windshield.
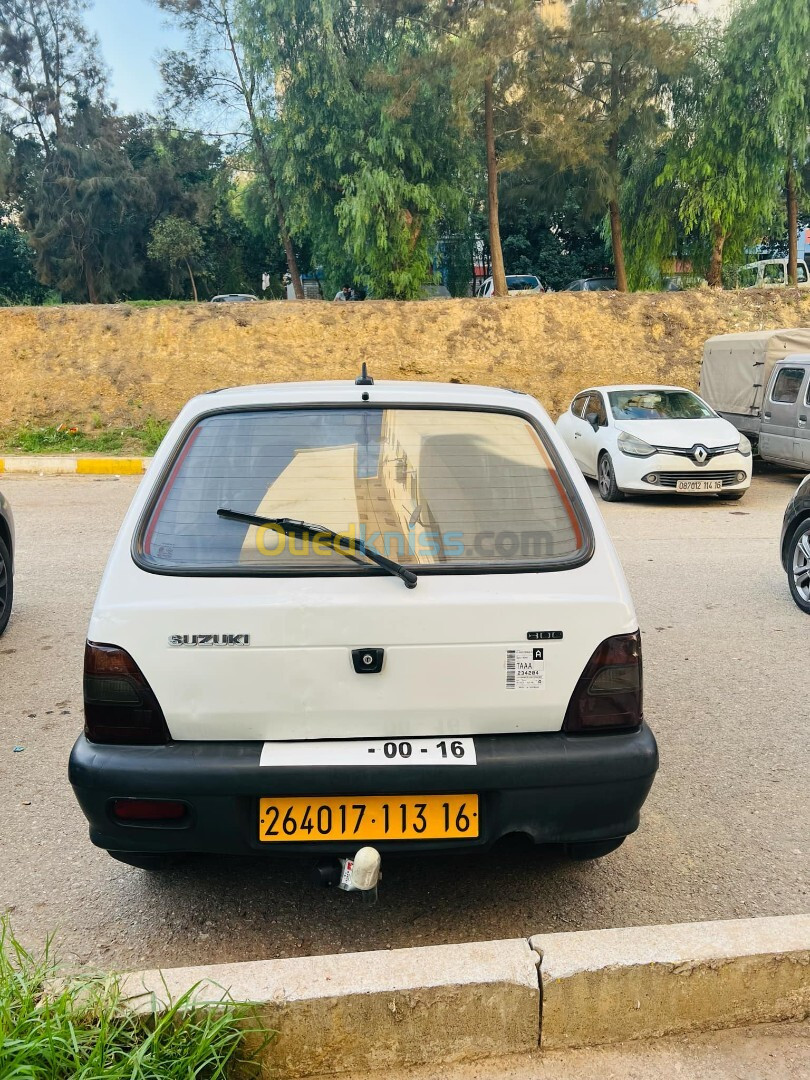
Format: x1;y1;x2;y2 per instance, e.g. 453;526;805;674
609;390;714;420
506;276;540;291
138;407;589;574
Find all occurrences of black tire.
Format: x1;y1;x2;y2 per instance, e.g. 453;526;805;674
564;837;626;861
597;453;624;502
107;850;188;871
786;520;810;615
0;536;12;637
718;490;746;502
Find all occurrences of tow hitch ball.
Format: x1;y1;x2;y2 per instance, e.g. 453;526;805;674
313;847;382;905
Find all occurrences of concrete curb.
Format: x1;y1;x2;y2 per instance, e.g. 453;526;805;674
531;914;810;1050
120;939;541;1078
0;455;151;475
116;916;809;1077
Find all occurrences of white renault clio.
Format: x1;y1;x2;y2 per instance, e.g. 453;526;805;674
556;385;752;502
69;375;657;871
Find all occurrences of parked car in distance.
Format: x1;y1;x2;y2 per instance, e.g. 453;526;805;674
780;475;810;614
564;277;616;292
700;329;810;469
736;259;810;289
476;274;544;297
0;488;14;636
556;385;752;502
210;293;259;303
69;375;657;872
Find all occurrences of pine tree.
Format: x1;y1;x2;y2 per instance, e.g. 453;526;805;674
530;0;692;291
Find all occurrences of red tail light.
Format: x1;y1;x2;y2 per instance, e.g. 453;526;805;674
563;631;643;732
112;799;186;821
84;641;169;745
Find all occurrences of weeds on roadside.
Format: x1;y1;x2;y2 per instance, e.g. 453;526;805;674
0;420;170;456
0;917;271;1078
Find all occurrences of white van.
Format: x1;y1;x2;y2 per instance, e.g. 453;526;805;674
69;376;657;870
736;259;810;289
476;274;544;297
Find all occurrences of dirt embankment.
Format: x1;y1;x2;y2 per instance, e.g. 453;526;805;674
1;290;809;430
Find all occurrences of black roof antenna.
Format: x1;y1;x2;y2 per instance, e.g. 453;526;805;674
355;362;374;386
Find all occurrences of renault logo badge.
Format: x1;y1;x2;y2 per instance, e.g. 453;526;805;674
693;445;709;465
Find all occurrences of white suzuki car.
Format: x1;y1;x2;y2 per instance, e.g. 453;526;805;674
69;375;657;872
556;385;752;502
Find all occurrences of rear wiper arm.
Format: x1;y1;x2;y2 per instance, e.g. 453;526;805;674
216;509;418;589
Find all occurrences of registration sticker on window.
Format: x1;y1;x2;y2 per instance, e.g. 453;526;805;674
505;648;545;690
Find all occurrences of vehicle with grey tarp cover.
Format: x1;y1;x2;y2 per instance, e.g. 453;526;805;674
700;328;810;469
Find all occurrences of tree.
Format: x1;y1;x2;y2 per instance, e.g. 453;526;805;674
154;0;305;297
406;0;538;297
21;105;153;301
731;0;810;285
148;215;204;300
0;0;154;301
654;16;780;287
532;0;692;291
239;0;474;298
0;0;105;153
497;168;611;290
0;218;47;303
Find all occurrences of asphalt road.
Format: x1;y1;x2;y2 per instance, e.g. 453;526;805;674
0;470;807;970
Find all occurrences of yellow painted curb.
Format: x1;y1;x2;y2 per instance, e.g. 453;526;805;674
76;458;144;475
0;459;4;474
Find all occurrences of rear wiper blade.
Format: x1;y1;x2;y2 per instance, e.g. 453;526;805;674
216;509;418;589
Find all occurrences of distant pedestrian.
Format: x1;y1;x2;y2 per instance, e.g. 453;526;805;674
334;284;353;301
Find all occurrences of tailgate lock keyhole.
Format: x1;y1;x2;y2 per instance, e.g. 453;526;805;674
352;648;384;674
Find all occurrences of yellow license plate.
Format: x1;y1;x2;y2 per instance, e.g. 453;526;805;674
258;794;479;842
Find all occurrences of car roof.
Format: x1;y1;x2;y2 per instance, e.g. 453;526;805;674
577;384;691;395
184;380;532;416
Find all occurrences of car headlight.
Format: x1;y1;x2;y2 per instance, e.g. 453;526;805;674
617;431;657;458
738;434;752;457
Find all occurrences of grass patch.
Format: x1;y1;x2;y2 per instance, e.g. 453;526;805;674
0;418;170;456
0;918;270;1078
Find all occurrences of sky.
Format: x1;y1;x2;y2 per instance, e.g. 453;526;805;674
84;0;184;114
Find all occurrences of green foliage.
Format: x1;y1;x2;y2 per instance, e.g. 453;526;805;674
497;169;611;290
148;215;204;298
525;0;693;288
633;10;783;285
1;419;171;455
0;917;269;1077
239;0;474;298
0;220;48;304
21;107;154;302
1;0;808;301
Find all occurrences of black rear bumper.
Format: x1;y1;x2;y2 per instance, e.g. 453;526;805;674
68;725;658;856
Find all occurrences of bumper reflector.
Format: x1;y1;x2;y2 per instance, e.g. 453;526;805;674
112;799;187;822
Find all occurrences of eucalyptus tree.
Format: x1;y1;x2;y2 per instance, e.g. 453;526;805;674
429;0;539;297
730;0;810;284
652;12;781;287
154;0;305;297
238;0;474;298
